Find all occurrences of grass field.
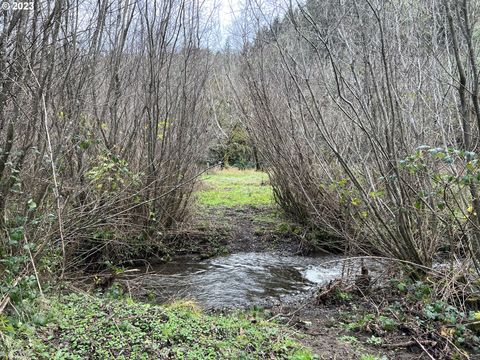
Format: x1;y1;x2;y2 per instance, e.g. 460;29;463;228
196;168;273;207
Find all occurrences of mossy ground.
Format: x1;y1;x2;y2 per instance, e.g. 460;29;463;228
1;292;314;359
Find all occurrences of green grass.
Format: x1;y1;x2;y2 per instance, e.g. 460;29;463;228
196;168;273;207
1;293;314;359
360;355;385;360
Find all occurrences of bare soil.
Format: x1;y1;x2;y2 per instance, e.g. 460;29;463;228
187;204;324;255
269;296;430;359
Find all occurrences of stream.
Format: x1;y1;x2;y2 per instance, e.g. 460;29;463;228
121;252;358;308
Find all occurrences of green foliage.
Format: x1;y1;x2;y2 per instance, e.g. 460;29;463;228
338;335;358;344
342;314;374;332
2;293;313;359
400;146;480;220
366;335;383;345
423;301;464;324
86;153;140;193
377;316;396;332
1;213;44;310
334;289;353;302
360;355;386;360
208;126;257;169
252;208;289;235
197;169;273;207
345;278;480;353
411;281;432;301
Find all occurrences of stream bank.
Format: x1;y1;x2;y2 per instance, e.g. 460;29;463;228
19;168;476;359
103;168;438;359
133;168;478;359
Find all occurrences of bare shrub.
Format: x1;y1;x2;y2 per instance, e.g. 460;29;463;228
0;0;212;273
238;0;480;268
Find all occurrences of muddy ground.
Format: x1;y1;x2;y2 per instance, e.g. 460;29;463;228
181;204;336;256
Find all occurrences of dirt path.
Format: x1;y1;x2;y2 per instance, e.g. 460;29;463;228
193;204;305;253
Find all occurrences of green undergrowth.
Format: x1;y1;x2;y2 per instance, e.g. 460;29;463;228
1;292;314;359
333;278;480;358
197;168;273;207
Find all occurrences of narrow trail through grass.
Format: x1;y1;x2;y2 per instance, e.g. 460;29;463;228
191;168;302;255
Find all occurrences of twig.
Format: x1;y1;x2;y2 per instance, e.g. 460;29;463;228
442;334;470;359
41;92;67;278
381;339;437;348
267;300;312;323
318;255;444;275
25;232;43;298
0;269;28;314
414;337;437;360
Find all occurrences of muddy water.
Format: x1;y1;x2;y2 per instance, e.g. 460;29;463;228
122;253;355;308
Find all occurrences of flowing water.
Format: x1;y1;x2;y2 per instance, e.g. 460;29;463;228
121;252;357;308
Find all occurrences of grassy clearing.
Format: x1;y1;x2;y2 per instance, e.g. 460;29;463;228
196;168;273;207
1;293;313;360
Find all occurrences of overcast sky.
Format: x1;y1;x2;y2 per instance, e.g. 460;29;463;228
218;0;242;33
203;0;290;49
205;0;244;47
